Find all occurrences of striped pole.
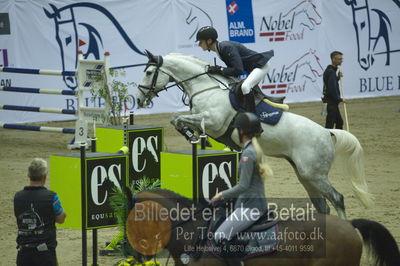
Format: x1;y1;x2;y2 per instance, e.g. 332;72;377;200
0;86;76;96
0;123;75;134
0;67;75;76
0;104;76;115
0;63;148;76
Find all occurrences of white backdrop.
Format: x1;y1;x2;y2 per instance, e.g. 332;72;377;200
1;0;399;123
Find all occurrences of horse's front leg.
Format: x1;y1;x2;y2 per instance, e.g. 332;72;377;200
170;112;212;143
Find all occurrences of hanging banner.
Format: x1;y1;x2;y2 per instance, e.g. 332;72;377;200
225;0;256;43
0;0;399;124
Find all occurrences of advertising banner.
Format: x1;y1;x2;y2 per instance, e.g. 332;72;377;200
197;153;238;205
86;156;128;229
1;0;399;124
129;128;163;184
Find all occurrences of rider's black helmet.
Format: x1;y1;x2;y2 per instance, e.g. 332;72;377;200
196;26;218;42
232;112;263;136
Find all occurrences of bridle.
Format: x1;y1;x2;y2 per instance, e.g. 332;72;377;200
137;58;209;106
137;55;231;106
136;54;166;105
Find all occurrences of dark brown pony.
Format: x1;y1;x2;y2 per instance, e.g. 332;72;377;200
126;189;400;266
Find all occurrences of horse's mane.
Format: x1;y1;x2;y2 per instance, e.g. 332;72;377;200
142;188;202;208
165;53;209;67
163;53;238;84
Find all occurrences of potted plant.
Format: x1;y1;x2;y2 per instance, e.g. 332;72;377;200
90;69;136;125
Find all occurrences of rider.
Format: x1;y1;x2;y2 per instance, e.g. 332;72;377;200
210;112;273;265
196;26;274;113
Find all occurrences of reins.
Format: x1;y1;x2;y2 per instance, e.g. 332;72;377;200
138;61;234;107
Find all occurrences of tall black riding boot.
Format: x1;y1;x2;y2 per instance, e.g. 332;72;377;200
243;91;256;113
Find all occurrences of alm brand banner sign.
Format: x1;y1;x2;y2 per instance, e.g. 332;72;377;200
0;0;399;124
86;156;127;229
225;0;255;43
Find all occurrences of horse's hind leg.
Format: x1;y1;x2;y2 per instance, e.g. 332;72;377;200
302;177;347;219
300;180;331;214
287;158;346;219
305;177;346;219
287;158;331;214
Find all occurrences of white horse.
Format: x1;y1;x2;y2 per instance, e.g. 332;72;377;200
136;52;373;219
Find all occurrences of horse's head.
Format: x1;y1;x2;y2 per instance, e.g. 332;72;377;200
45;2;142;89
303;0;322;28
345;0;373;70
285;49;323;82
125;189;206;260
127;199;172;256
183;3;213;41
136;50;171;108
287;0;322;30
44;4;79;89
305;49;324;78
137;53;223;109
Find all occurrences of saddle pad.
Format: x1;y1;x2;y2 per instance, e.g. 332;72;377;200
208;224;279;259
229;90;283;125
255;100;283;125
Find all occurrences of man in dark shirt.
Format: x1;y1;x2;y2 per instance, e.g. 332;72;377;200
196;26;274;113
14;158;66;266
322;51;344;129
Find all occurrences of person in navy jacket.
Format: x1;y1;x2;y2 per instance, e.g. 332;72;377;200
196;26;274;113
322;51;344;129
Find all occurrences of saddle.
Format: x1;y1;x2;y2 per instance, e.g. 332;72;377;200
209;207;278;233
194;203;279;261
231;81;289;111
213;82;287;151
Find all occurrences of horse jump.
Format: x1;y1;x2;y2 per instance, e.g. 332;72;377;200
0;51;112;143
0;85;76;96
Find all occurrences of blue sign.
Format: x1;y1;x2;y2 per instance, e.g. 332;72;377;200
225;0;255;43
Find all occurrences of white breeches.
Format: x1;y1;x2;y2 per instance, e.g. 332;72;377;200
241;62;271;95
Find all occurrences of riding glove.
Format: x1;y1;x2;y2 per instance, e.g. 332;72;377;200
207;65;224;75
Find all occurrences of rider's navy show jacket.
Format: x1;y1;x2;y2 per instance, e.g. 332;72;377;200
216;41;274;76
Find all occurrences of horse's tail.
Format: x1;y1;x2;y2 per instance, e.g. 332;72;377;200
351;219;400;266
330;129;374;208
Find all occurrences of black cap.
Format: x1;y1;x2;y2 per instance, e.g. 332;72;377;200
196;26;218;42
232;112;263;136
